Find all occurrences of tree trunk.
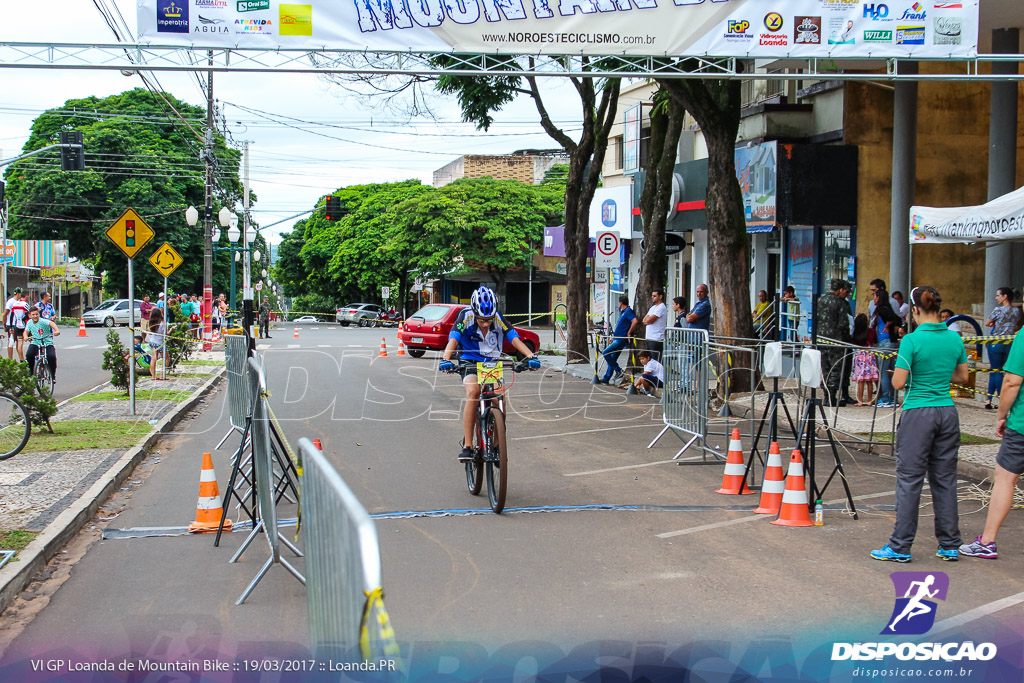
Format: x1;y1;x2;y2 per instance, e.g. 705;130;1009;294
635;91;685;338
487;264;508;304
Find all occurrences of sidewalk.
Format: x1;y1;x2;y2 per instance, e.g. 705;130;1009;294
0;352;225;615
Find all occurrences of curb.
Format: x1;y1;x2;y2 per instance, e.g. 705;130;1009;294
0;366;226;616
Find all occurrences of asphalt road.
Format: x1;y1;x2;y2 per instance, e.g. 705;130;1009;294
0;323;119;403
2;322;1024;678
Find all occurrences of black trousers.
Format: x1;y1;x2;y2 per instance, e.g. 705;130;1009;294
26;344;56;378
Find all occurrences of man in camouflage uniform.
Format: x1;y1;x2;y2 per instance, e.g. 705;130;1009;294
258;297;272;339
817;278;853;406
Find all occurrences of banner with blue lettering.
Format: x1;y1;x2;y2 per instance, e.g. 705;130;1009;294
137;0;979;58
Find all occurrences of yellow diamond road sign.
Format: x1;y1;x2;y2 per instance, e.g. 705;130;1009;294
149;242;184;278
105;208;155;260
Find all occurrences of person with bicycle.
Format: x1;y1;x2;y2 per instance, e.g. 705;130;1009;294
23;306;60;384
440;286;540;462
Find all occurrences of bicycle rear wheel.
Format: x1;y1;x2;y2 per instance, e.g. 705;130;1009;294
484;409;508;513
0;393;31;461
465;422;483;495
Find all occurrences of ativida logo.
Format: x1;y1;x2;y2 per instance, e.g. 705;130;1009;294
601;199;617;227
882;571;948;635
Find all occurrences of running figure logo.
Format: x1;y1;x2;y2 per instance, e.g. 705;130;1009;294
882;572;949;635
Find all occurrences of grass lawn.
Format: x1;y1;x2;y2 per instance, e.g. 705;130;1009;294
0;529;37;552
24;420;152;453
858;432;998;446
71;390;192;402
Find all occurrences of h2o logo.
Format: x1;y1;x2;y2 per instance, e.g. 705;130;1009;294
863;3;889;19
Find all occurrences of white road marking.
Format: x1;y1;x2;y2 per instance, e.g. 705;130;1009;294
511;423;663;441
565;455;704;477
65;344;88;349
287;344;300;349
318;344;331;348
927;592;1024;637
655;489;898;538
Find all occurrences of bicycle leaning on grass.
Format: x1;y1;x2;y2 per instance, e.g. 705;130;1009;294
443;357;532;514
0;392;32;460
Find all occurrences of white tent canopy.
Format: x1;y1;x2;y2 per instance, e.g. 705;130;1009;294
910;185;1024;245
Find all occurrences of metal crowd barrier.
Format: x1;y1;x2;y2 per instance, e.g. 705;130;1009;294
298;437;399;663
217;334;251;450
648;327;711;459
232;355;306;605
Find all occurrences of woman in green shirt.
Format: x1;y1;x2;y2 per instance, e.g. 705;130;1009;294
871;286;969;563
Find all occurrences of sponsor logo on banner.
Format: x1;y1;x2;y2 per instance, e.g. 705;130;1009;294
195;14;230;33
764;13;784;31
934;1;963;7
819;0;859;10
237;0;270;10
195;0;229;7
760;12;787;46
794;16;821;44
896;25;925;44
831;573;998;664
862;3;890;20
899;2;927;21
156;0;189;33
934;16;962;44
724;19;752;40
828;17;856;44
864;29;893;42
236;17;273;33
279;4;313;36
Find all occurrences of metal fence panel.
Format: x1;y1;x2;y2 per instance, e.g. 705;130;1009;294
299;437;396;662
655;327;709;455
225;335;250;430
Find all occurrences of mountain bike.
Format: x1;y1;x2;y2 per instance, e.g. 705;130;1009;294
449;358;530;514
0;392;31;460
32;352;54;397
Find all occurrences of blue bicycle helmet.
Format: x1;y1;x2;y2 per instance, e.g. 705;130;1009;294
471;286;497;318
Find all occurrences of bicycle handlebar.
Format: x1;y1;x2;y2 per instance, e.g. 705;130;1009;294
446;358;531;375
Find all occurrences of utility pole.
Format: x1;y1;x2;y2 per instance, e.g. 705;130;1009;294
242;140;255;351
202;50;214;351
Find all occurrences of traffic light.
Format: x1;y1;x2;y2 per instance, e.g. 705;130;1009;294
59;131;85;171
325;195;341;220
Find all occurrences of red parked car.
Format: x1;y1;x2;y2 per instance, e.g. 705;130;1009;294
400;303;540;359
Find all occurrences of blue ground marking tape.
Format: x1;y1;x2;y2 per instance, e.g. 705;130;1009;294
101;503;895;539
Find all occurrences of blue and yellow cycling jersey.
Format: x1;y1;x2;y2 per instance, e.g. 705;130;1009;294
448;308;519;362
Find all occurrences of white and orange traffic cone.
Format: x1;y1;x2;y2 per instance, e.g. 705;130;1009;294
396;337;407;357
754;441;786;515
716;428;753;495
397;321;403;341
77;318;88;337
188;452;231;533
378;337;388;358
313;438;323;451
293;326;300;339
771;449;814;527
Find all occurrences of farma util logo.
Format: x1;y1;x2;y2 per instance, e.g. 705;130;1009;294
832;572;997;662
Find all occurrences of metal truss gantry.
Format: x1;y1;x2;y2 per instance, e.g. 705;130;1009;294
1;42;1023;81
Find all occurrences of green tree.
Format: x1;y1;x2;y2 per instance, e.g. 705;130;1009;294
3;89;245;298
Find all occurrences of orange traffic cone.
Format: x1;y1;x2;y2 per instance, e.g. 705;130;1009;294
188;452;231;533
716;428;753;495
293;326;300;339
313;438;323;450
378;337;388;358
397;321;403;341
77;318;87;337
754;441;786;514
396;338;407;357
771;449;814;527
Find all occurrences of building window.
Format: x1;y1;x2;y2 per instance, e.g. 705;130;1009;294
611;135;623;170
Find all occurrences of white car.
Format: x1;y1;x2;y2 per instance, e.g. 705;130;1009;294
293;315;321;323
82;299;144;327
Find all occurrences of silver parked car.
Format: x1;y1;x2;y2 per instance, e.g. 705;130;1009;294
335;303;384;327
82;299;144;327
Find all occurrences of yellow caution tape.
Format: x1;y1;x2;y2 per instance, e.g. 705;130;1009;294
360;586;400;662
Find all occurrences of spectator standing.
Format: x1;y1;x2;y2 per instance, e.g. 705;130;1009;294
960;323;1024;560
873;288;903;408
671;296;687;328
642;288;668;360
868;279;901;318
148;308;166;379
780;285;799;340
817;279;853;406
871;286;968;563
752;290;771;328
686;283;711;331
851;313;879;406
940;309;963;335
139;294;154;341
984;287;1021;410
259;297;272;339
598;295;637;384
4;289;29;361
36;292;55;321
893;291;910;327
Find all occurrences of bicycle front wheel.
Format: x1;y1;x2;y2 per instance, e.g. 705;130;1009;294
484;409;508;513
34;359;53;397
0;393;31;461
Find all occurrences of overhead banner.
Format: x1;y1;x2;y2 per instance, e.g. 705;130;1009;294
138;0;979;58
910;185;1024;245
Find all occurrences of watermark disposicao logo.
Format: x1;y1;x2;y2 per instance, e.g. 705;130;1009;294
882;571;948;635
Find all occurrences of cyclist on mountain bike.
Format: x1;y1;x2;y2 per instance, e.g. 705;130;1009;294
24;306;60;383
440;286;541;462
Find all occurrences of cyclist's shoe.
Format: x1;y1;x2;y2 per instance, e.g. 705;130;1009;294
959;535;998;559
457;446;475;463
870;544;911;562
936;546;959;561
